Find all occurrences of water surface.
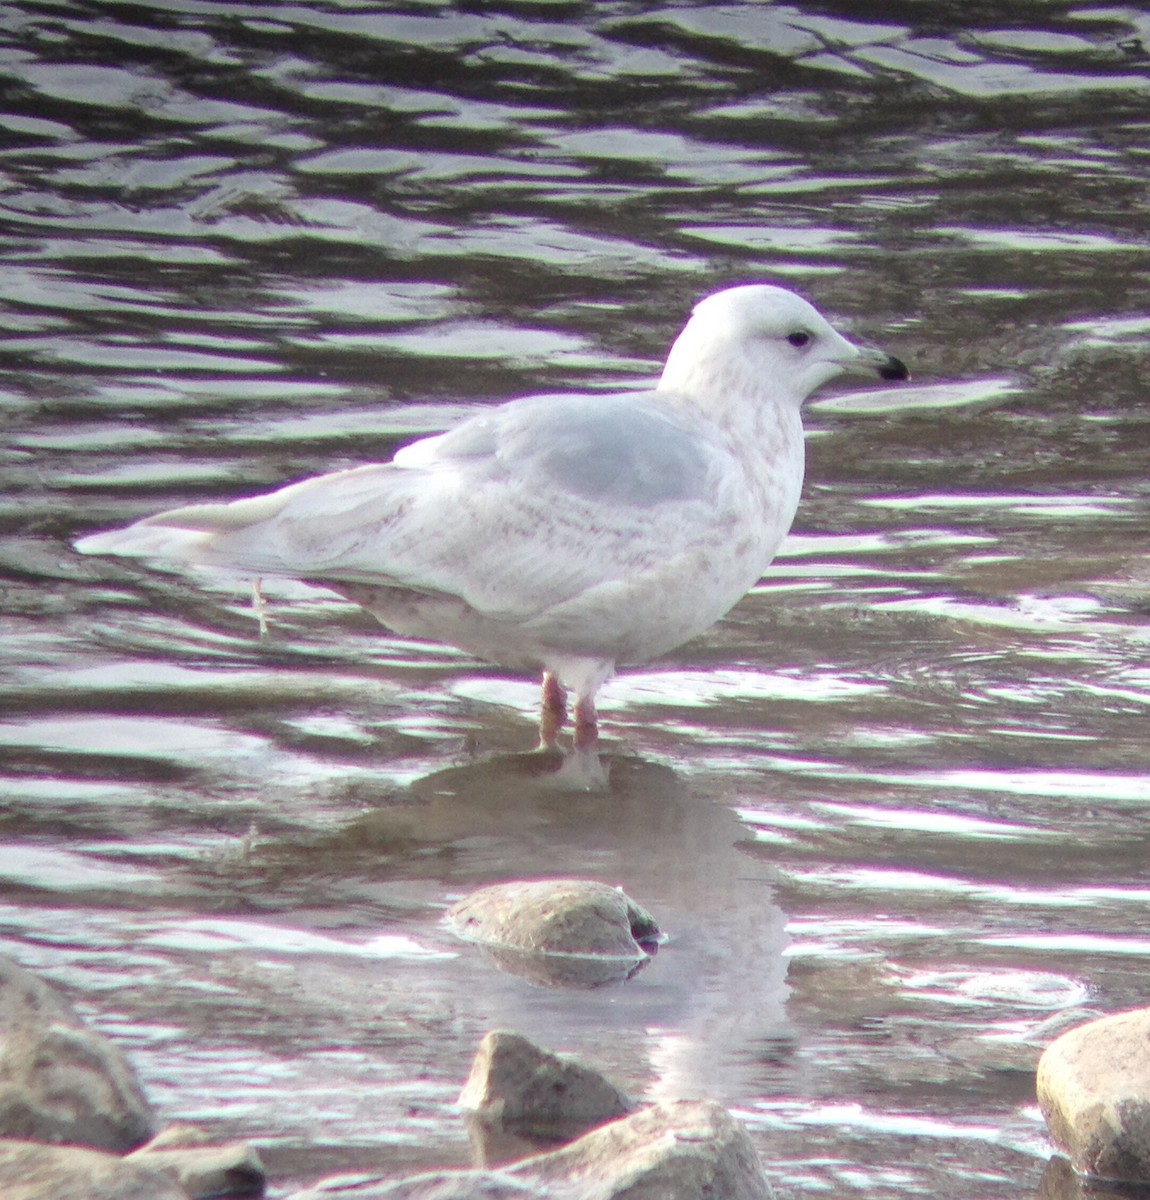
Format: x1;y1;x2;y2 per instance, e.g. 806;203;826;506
2;2;1150;1196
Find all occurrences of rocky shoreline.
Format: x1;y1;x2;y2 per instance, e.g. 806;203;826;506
2;879;1147;1198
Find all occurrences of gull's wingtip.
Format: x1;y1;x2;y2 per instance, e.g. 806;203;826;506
74;528;120;556
73;523;211;560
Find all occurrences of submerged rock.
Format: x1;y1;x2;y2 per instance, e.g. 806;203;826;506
1037;1006;1150;1181
0;956;156;1152
446;880;660;987
1037;1153;1088;1200
127;1124;266;1197
459;1030;635;1158
290;1098;772;1199
0;1138;189;1200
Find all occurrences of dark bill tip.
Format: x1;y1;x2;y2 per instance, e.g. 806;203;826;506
878;355;910;382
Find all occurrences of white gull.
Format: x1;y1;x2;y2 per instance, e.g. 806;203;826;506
75;284;908;748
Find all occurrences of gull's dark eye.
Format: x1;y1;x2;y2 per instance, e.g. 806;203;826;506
787;330;812;348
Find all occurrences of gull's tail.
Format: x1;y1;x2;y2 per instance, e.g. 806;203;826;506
74;492;289;563
74;522;216;561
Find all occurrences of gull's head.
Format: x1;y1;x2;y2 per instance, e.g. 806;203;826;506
658;284;908;414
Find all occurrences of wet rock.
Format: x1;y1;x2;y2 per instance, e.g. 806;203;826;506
459;1030;634;1156
1029;1008;1108;1048
516;1097;772;1199
446;880;660;987
126;1124;266;1197
462;1117;560;1172
1037;1006;1150;1181
0;955;156;1151
953;1006;1107;1076
290;1098;773;1199
473;944;649;989
0;1138;189;1200
1036;1153;1088;1200
289;1173;528;1199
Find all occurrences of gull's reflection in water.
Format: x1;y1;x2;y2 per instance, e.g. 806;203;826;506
322;740;794;1108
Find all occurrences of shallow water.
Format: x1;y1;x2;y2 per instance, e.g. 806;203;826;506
2;2;1150;1196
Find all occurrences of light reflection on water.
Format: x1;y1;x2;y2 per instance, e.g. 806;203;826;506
2;1;1150;1197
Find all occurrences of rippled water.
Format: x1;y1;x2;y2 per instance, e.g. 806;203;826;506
3;2;1150;1197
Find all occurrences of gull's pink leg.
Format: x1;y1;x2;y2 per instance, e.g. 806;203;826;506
540;671;568;748
573;694;599;751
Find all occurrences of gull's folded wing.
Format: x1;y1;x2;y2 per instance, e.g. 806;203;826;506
76;391;735;620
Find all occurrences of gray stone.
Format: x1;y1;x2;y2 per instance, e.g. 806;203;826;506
459;1030;634;1155
0;956;156;1151
473;945;651;989
446;881;660;987
462;1119;560;1174
290;1173;530;1199
1037;1153;1087;1200
290;1098;773;1200
1037;1006;1150;1181
515;1099;773;1199
950;1006;1106;1076
127;1124;266;1197
0;1138;189;1200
